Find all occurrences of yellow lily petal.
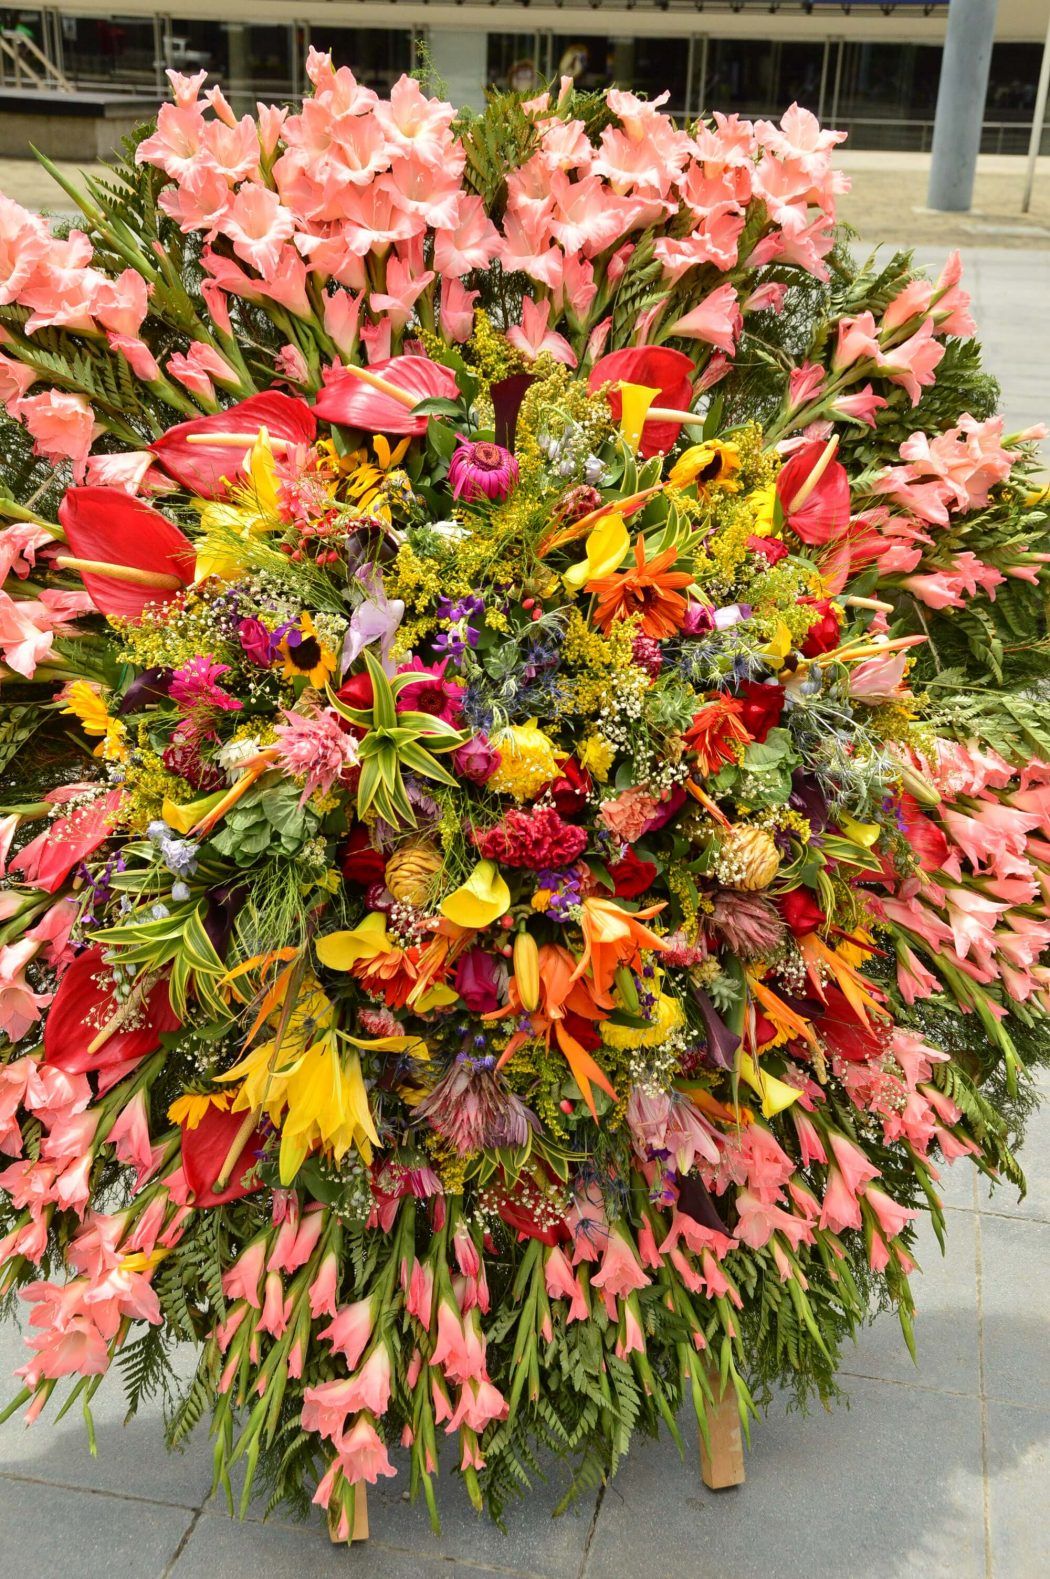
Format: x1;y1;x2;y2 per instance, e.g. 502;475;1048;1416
618;382;661;452
316;913;392;972
439;859;511;929
413;983;460;1013
342;1031;431;1060
739;1052;801;1119
564;510;630;590
762;620;794;664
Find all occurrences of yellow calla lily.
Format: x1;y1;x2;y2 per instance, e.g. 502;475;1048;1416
762;620;794;665
739;1052;802;1119
617;382;661;452
439;859;511;929
837;811;881;849
161;789;226;836
564;510;630;590
316;912;392;972
412;983;460;1012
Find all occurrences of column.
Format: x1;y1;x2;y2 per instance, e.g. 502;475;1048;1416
426;28;487;113
927;0;1000;212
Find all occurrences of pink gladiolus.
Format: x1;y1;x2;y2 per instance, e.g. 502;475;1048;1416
878;318;945;406
309;1250;340;1318
439;277;479;345
543;1244;589;1321
333;1414;397;1485
258;1269;292;1338
431;1300;488;1385
831;385;887;428
0;939;50;1042
446;1378;508;1434
734;1190;814;1251
818;1167;863;1233
832;311;881;370
221;1238;267;1308
319;1297;374;1369
590;1226;651;1299
667;282;742;355
0;193;49;305
861;1184;917;1241
507;296;577;367
15;390;101;482
106;1090;155;1183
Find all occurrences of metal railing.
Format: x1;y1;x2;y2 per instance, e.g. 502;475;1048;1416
0;29;73;93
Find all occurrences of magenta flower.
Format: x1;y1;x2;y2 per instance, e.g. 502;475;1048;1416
453;947;508;1014
169;655;243;713
395;657;464;724
448;438;519;503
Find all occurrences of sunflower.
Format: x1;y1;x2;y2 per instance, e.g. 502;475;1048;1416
278;612;337;688
668;439;742;497
588;536;694;639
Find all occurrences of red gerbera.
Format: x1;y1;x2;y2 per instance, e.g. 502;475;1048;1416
683;695;752;777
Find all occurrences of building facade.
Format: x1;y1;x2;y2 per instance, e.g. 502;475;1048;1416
1;0;1047;151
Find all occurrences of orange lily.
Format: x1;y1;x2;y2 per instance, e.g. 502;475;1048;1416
797;933;889;1028
491;944;615;1119
569;897;668;1006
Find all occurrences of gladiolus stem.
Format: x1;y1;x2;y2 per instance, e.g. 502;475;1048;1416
786;434;839;514
55;555;183;591
332;361;420;410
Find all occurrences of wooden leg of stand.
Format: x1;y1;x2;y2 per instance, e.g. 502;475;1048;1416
327;1482;369;1543
698;1364;746;1490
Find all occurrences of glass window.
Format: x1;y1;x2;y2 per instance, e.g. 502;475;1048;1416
487;32;540;96
986;43;1041;123
552;34;690;118
54;13;156;88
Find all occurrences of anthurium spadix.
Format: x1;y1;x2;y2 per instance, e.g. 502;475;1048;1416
149;391;316;498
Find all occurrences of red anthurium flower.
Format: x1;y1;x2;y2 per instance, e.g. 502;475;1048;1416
775;440;851;545
313;355;459;436
43;945;180;1074
800;596;842;657
58;490;196;619
10;789;122;893
588;346;694;458
181;1102;266;1207
150;392;317;498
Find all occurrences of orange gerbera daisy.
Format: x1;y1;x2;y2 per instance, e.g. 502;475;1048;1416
588;536;693;638
682;695;752;776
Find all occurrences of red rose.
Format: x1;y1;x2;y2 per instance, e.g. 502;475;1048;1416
800;597;841;658
607;847;658;899
341;825;386;886
777;887;827;936
735;681;784;742
543;757;592;816
335;673;375;711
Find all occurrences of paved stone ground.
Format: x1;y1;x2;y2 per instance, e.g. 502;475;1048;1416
0;164;1047;1577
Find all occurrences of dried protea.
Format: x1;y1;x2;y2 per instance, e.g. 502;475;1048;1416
414;1055;537;1155
717;826;781;890
708;891;785;959
384;842;443;905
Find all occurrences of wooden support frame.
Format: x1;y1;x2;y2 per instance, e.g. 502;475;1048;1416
699;1362;746;1491
328;1366;743;1544
327;1481;370;1543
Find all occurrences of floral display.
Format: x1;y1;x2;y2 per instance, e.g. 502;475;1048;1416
0;60;1048;1538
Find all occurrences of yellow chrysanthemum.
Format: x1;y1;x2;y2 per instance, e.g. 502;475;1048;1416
747;482;778;534
601;992;684;1050
488;719;562;800
578;733;615;782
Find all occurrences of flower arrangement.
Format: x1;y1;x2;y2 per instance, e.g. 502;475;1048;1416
0;59;1048;1539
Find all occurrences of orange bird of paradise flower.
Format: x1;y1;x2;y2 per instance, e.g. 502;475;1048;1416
587;536;694;639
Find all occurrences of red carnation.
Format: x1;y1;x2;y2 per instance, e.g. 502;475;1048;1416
476;806;588;870
777;888;826;936
735;681;784;743
341;825;387;886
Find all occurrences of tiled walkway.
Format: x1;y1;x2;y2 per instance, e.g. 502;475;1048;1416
0;228;1047;1579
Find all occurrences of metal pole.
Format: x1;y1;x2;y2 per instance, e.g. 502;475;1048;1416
817;38;829;123
830;37;844;127
698;33;708;116
927;0;1000;212
684;32;696;122
1022;8;1050;213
